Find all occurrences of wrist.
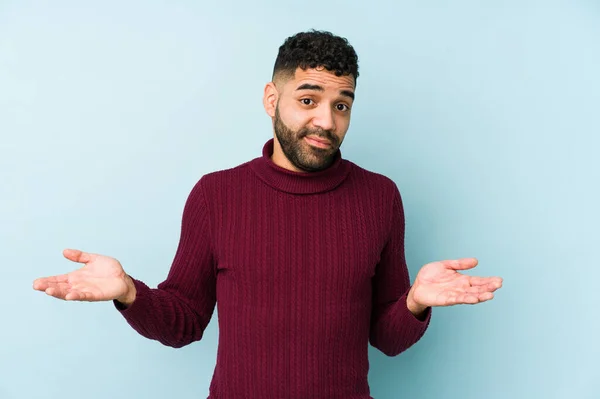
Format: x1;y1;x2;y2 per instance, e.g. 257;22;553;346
407;286;428;317
116;275;137;307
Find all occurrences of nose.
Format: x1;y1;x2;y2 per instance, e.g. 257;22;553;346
312;105;335;132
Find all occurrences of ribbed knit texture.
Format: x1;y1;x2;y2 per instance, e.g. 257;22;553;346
115;139;431;398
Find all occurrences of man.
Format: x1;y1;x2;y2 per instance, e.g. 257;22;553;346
33;30;502;398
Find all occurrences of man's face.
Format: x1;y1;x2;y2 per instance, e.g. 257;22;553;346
269;67;355;172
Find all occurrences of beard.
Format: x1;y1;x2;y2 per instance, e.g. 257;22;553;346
273;105;341;172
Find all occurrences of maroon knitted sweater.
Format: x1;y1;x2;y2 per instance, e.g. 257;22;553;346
115;139;431;398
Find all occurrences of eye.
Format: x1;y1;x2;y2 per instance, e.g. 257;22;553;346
300;98;314;106
336;103;350;111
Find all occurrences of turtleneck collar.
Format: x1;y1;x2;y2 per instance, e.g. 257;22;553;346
248;138;353;195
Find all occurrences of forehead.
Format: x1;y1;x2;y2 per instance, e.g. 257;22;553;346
284;67;355;95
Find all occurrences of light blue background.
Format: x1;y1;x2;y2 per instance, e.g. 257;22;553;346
1;1;599;398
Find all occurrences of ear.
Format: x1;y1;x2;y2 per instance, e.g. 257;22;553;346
263;82;278;118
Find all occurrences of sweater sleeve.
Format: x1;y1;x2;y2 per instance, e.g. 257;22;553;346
113;177;216;348
369;183;431;356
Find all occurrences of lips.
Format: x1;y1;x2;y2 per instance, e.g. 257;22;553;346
305;136;331;147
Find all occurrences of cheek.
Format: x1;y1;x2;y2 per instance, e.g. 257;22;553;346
335;115;351;134
284;108;311;130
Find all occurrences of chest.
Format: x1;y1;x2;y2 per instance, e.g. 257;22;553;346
211;190;389;304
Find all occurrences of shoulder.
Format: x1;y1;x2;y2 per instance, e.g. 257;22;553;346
192;159;255;191
182;159;255;208
346;160;401;199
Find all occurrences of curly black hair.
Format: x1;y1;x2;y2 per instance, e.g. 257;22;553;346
272;30;359;83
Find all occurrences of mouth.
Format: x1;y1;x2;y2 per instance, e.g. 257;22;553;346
304;135;332;149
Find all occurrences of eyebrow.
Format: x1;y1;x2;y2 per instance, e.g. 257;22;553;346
295;83;355;100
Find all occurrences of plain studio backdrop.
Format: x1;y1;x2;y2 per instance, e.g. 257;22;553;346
1;1;598;398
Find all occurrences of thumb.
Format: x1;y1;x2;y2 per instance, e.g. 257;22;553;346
63;249;92;264
443;258;479;271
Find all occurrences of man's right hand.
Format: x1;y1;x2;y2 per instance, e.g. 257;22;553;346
33;249;137;306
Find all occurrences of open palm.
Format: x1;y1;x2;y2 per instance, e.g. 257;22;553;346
411;258;503;307
33;249;129;301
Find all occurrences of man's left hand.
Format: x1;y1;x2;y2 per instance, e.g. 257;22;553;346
407;258;503;316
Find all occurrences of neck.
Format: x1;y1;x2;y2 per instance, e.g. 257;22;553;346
248;138;352;195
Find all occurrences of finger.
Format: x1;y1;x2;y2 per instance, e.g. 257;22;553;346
45;283;73;300
477;292;494;302
46;285;96;301
456;293;479;304
469;276;503;288
63;249;92;264
465;281;503;293
454;292;494;305
443;291;478;305
65;290;95;301
33;274;69;291
443;258;478;271
464;284;498;294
